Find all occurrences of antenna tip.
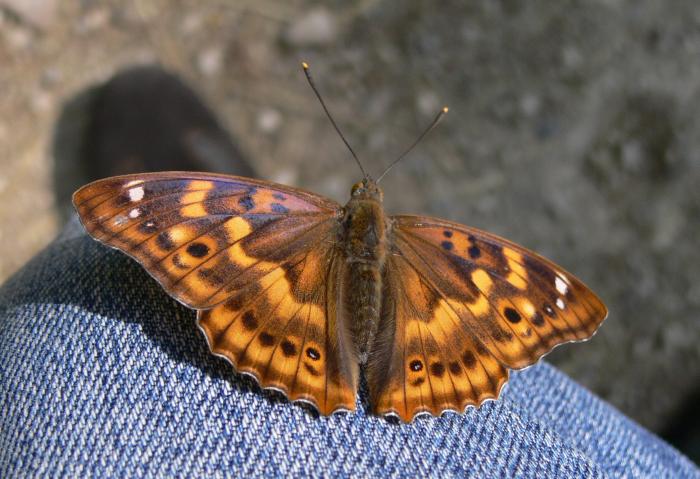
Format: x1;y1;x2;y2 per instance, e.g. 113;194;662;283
442;106;449;113
302;61;309;69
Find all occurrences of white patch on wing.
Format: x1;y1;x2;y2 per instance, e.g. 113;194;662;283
128;208;141;218
125;180;144;187
555;275;568;295
128;186;145;202
556;298;566;310
113;215;128;226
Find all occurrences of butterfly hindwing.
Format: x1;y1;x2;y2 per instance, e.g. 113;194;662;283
367;215;607;420
368;253;510;421
74;172;359;414
198;243;359;415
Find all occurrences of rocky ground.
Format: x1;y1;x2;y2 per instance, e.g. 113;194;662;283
1;0;699;459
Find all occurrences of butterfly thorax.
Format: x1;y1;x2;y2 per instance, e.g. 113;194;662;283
342;179;387;364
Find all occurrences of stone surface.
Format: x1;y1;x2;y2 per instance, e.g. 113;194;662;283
0;0;57;28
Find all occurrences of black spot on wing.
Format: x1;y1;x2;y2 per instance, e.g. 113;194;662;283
242;311;258;330
411;377;425;387
430;362;445;377
281;339;297;357
172;253;189;269
156;232;175;250
532;312;545;327
504;307;522;323
489;325;513;342
138;220;158;235
543;303;556;318
306;347;321;360
259;331;275;346
462;351;477;369
187;242;210;258
238;195;255;211
270;203;290;214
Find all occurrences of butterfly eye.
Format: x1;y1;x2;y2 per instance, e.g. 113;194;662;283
351;182;364;195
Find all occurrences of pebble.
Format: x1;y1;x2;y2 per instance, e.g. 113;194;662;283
285;8;338;46
197;46;224;76
257;108;282;133
79;7;110;33
417;90;440;116
0;0;56;29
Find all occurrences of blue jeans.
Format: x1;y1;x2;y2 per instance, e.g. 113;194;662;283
0;218;697;478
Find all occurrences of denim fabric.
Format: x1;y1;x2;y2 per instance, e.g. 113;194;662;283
0;218;697;478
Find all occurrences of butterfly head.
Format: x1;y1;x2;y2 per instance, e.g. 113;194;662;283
351;178;383;202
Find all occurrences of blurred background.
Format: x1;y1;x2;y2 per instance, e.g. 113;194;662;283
1;0;698;462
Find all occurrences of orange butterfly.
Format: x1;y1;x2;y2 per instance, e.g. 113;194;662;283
73;64;607;422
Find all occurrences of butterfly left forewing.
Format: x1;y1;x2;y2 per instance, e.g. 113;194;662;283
73;172;341;309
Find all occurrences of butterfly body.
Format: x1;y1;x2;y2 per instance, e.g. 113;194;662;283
74;171;607;422
341;179;387;364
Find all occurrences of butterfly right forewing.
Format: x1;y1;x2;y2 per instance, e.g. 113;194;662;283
392;216;607;366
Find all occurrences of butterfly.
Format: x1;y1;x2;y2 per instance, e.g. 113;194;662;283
72;64;607;422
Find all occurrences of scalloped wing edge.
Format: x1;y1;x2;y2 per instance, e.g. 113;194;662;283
377;307;608;423
195;311;357;417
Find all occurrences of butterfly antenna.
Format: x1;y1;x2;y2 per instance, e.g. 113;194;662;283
376;106;448;183
302;62;368;178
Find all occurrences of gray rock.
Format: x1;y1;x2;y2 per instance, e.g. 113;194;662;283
284;7;338;46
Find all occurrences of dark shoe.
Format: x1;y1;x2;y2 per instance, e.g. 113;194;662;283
52;65;255;220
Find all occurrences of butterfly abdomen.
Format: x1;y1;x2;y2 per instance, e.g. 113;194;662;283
342;196;388;364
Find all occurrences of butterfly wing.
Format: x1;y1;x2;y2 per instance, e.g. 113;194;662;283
367;215;607;421
73;172;359;414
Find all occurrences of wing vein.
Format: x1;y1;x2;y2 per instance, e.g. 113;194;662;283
393;254;503;392
395;233;532;365
399;229;580;347
237;270;301;368
215;254;308;348
179;218;335;302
